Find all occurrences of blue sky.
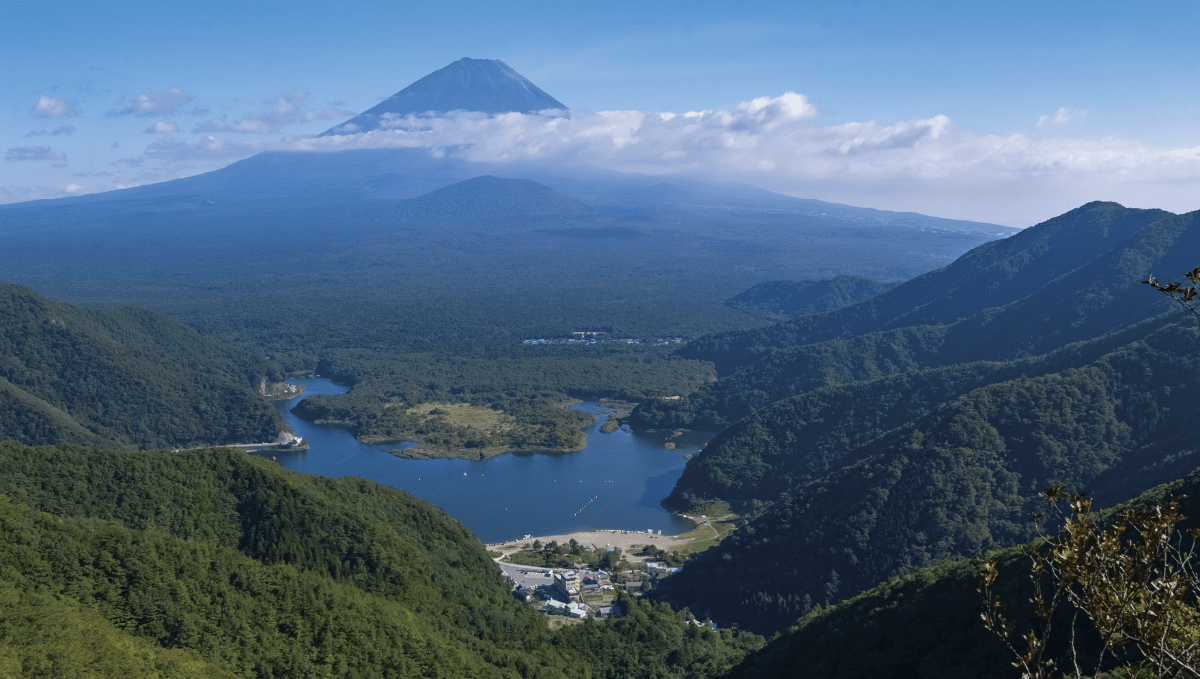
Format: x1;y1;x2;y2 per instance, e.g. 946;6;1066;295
4;0;1199;225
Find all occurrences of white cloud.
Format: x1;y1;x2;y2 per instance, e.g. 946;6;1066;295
296;94;962;179
193;91;354;134
118;87;192;116
9;91;1198;224
5;146;67;161
30;94;78;118
145;121;181;134
1037;107;1086;129
285;93;1200;224
144;134;266;162
25;125;75;137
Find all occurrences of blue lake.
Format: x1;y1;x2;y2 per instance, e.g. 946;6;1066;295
255;378;711;543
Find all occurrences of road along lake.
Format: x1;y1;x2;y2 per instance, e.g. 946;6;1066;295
256;378;711;543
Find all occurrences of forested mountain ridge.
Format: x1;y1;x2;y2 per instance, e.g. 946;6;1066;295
725;466;1200;679
681;202;1179;373
639;203;1200;433
660;314;1172;507
0;442;580;677
0;441;767;678
631;324;950;430
0;282;284;449
725;275;900;321
653;315;1200;634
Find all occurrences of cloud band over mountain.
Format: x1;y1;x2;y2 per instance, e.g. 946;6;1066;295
10;92;1200;225
279;95;1200;224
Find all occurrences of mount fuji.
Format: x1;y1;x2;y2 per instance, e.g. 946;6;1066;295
322;58;566;136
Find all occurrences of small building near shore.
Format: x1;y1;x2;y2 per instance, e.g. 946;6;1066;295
553;570;580;600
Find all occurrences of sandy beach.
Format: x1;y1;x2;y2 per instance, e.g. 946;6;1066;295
488;527;694;563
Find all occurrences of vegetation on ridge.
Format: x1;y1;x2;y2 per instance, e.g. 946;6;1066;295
0;441;765;678
0;281;284;450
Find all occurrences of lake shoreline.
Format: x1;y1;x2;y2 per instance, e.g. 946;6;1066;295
486;527;687;563
267;378;710;543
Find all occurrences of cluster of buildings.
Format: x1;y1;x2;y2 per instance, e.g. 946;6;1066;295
645;562;682;577
510;567;621;620
520;333;688;347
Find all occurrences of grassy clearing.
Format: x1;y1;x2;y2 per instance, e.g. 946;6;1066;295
403;402;516;433
669;515;741;555
546;616;587;630
581;589;616;609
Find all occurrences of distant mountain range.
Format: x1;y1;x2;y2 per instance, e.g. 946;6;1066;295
0;58;1013;327
322;57;566;135
647;201;1200;634
0;143;1016;363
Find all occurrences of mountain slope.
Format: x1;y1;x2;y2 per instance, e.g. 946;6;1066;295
395;175;592;220
640;204;1200;433
661;315;1172;507
654;316;1200;634
725;275;899;321
631;324;951;430
0;579;236;679
725;467;1200;679
323;57;566;135
0;441;583;677
0;281;284;449
683;202;1176;373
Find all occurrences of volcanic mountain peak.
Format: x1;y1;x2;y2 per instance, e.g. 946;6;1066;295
322;58;566;136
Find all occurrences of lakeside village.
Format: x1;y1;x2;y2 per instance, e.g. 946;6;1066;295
487;524;719;628
522;331;688;347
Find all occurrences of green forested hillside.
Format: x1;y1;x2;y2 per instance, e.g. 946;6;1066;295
726;467;1200;679
0;580;238;679
639;202;1200;432
648;204;1200;435
662;314;1180;509
0;441;766;678
0;496;520;677
653;318;1200;634
0;282;284;449
0;442;580;677
682;202;1187;374
725;275;899;321
630;325;949;430
631;202;1200;634
558;593;764;679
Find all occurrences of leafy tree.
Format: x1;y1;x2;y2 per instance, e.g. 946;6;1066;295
1142;266;1200;318
977;266;1200;679
980;486;1200;678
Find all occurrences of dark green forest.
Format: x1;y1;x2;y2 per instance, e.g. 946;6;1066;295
0;442;763;678
0;282;284;450
681;202;1191;373
645;203;1200;634
724;275;899;321
724;467;1200;679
